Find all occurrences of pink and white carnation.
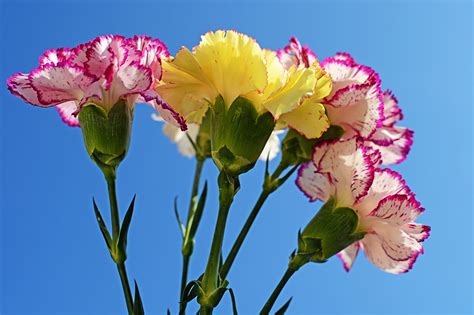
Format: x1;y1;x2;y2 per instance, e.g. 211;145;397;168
7;35;185;129
296;139;430;274
321;53;384;140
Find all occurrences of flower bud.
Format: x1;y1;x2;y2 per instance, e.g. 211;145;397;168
78;100;132;170
210;96;275;176
297;198;365;263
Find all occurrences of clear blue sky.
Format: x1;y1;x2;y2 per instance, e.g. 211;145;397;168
1;1;472;314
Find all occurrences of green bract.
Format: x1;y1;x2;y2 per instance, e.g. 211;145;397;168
296;197;365;264
210;96;275;176
78;100;133;170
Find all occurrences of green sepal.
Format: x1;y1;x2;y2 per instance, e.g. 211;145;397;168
275;297;293;315
133;280;145;315
182;182;208;256
78;100;132;169
115;195;136;263
174;197;186;239
210;96;275;176
281;125;344;166
92;198;112;250
195;109;212;160
298;197;365;262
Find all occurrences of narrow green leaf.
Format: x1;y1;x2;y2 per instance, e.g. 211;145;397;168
188;182;208;238
133;280;144;315
275;297;293;315
182;280;201;303
118;195;136;254
227;288;239;315
92;198;112;249
174;197;186;238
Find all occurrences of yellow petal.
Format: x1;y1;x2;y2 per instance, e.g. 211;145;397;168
156;48;215;123
194;30;267;107
263;65;317;119
278;99;329;139
312;64;332;100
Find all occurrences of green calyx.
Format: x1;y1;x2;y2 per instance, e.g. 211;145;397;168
281;125;344;166
194;110;212;161
78;100;133;170
210;96;275;176
295;198;365;265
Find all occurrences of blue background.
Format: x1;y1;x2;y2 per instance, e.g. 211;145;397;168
0;0;472;314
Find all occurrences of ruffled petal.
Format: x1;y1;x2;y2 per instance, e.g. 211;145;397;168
369;194;424;225
362;228;423;274
29;64;96;106
333;52;356;64
156;47;215;123
194;30;267;107
7;73;43;106
296;161;334;202
382;90;403;127
402;223;431;242
312;139;375;205
277;99;329;139
356;169;411;216
337;242;361;272
325;84;383;139
366;126;414;165
56;101;80;127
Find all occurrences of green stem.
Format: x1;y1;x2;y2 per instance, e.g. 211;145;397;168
104;170;134;315
199;172;237;313
259;267;296;314
117;263;134;315
220;190;270;279
220;160;295;279
106;171;120;241
179;159;205;315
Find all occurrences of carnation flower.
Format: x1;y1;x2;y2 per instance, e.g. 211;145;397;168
296;139;429;274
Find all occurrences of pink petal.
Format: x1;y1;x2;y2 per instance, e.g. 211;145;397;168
29;64;96;105
333;52;356;64
56;101;80;127
7;73;43;106
369;194;424;225
84;35;126;79
337;242;361;272
296;161;334;202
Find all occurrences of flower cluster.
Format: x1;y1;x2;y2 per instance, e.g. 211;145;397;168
282;36;429;273
7;34;185;129
6;30;430;314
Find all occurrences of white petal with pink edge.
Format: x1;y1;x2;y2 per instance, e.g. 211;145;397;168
7;73;43;106
366;126;414;165
56;101;80;127
296;161;334;202
362;227;423;274
337;242;361;272
30;64;96;105
369;194;424;225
